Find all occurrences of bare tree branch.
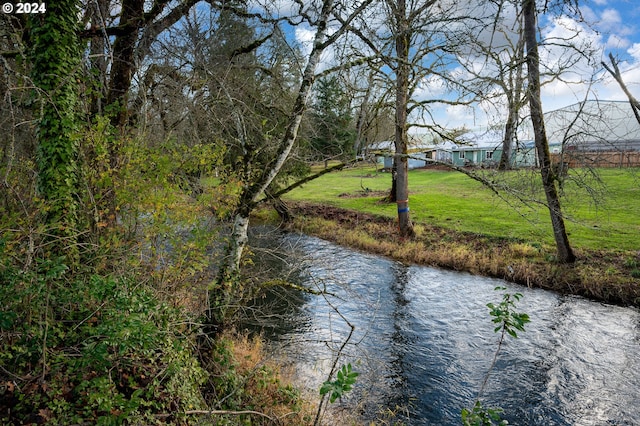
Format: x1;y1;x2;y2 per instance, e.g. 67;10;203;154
602;53;640;126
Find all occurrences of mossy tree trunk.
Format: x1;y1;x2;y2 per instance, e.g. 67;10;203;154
106;0;144;131
30;0;82;258
392;0;414;238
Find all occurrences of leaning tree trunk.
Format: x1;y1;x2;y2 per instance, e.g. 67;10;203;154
212;0;337;324
523;0;575;263
30;0;82;260
602;53;640;126
393;0;414;237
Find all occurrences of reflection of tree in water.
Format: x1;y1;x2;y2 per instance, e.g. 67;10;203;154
237;232;640;424
238;226;312;339
381;265;417;420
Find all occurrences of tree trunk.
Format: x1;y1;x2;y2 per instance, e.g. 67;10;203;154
523;0;575;263
498;15;525;171
271;196;293;223
353;72;374;157
388;159;398;202
393;0;414;237
107;0;144;130
214;0;336;298
88;0;109;116
96;0;198;227
602;53;640;126
498;103;517;170
209;206;250;328
30;0;82;259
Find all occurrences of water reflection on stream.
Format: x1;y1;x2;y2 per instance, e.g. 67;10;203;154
247;228;640;425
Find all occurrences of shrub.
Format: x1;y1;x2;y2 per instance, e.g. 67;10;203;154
0;255;207;424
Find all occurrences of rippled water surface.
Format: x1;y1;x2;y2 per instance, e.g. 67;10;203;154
248;229;640;425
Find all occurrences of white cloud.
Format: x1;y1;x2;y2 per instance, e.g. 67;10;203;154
295;26;315;45
628;43;640;61
536;16;602;103
605;34;630;50
446;104;477;125
600;8;623;29
414;75;447;100
249;0;306;20
443;2;640;131
579;6;599;25
294;25;342;73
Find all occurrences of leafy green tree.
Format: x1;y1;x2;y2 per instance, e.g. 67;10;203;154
308;76;356;161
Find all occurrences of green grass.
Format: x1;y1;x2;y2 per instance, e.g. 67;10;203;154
283;164;640;252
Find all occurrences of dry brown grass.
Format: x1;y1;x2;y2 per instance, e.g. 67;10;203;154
199;329;318;425
213;330;371;425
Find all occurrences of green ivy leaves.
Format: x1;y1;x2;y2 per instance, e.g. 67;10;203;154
29;0;83;256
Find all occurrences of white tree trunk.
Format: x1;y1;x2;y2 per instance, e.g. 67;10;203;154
228;213;250;273
219;0;336;282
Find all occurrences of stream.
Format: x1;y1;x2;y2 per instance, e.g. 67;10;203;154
245;227;640;425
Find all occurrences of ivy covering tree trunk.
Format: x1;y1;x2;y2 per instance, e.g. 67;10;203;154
30;0;82;256
523;0;576;263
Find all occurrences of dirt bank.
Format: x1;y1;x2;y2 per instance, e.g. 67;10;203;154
283;201;640;307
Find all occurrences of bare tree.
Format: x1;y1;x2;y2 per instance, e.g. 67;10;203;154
335;63;396;159
341;0;486;237
523;0;575;263
457;0;598;172
456;0;528;170
211;0;375;324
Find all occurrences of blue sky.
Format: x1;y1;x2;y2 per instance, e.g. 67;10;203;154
562;0;640;95
188;0;640;133
423;0;640;131
284;0;640;132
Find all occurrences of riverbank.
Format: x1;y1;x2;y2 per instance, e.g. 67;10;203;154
280;201;640;307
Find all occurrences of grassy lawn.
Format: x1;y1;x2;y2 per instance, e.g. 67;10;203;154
283;164;640;252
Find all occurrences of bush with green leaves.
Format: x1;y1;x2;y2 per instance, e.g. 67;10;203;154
0;254;207;424
487;289;530;339
462;401;508;426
